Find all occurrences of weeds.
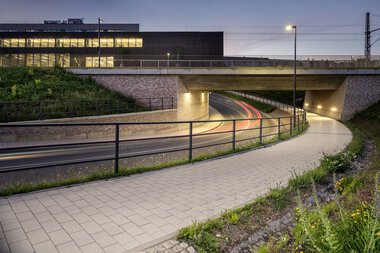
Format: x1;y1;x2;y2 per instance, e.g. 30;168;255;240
292;176;380;253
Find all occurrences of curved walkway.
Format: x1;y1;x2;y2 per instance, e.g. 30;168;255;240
0;113;352;253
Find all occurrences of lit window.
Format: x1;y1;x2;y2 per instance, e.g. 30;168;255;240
115;38;122;47
48;38;55;47
19;39;26;47
136;38;143;47
77;39;85;47
85;56;114;67
99;38;114;47
3;39;11;47
41;54;49;67
129;38;136;47
57;54;70;67
41;38;49;47
33;38;41;47
63;39;70;47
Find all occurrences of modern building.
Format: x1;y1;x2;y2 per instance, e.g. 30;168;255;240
0;18;224;67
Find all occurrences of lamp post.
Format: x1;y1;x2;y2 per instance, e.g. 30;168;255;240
286;25;297;128
98;18;103;68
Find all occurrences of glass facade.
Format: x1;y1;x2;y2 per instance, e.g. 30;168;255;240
0;54;117;68
85;56;114;67
27;38;55;47
56;38;85;47
0;37;142;48
0;38;26;47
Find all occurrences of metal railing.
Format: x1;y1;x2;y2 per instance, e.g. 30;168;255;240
228;91;303;114
2;55;380;69
77;58;380;69
0;97;174;122
0;94;307;174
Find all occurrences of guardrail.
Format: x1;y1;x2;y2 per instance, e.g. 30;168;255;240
0;94;307;174
84;57;380;69
228;91;303;114
0;97;175;122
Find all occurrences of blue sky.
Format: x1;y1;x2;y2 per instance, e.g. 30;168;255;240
1;0;380;56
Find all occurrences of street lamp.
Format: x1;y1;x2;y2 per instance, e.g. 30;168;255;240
98;18;103;68
286;24;297;128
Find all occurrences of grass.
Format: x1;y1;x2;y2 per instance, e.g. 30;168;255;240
176;116;366;252
0;66;141;121
216;91;276;113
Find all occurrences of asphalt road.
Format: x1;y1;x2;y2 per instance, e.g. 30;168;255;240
0;93;278;172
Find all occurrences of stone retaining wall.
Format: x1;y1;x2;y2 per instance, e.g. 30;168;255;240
304;75;380;121
0;109;179;142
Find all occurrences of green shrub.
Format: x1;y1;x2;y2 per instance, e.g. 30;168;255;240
289;167;328;189
321;151;355;174
293;178;380;253
178;220;222;253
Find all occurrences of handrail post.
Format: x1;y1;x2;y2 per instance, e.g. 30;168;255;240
189;122;193;161
171;97;174;109
115;124;120;174
278;118;281;140
232;120;236;150
290;117;293;136
259;118;263;144
161;97;164;110
297;114;300;133
149;99;152;110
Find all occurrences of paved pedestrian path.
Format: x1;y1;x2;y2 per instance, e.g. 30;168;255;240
0;113;352;253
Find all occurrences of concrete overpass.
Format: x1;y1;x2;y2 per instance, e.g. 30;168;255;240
70;67;380;121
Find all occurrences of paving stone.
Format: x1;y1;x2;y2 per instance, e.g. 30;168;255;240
104;243;125;253
101;222;123;236
81;221;103;234
1;218;21;231
26;229;49;244
5;228;27;244
21;219;42;232
70;230;94;247
0;238;10;253
56;241;82;253
49;229;72;245
91;230;117;248
80;242;103;253
41;219;62;233
33;240;59;253
9;239;34;253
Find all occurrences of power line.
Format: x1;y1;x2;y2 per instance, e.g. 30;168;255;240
225;32;364;35
225;38;370;41
140;24;380;28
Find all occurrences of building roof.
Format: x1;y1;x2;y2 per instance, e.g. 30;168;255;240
0;18;139;32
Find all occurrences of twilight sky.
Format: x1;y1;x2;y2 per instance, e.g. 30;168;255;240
1;0;380;57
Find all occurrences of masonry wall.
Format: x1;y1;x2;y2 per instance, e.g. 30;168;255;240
90;74;209;121
304;75;380;121
0;110;179;142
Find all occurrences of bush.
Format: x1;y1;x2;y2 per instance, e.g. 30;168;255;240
293;178;380;253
